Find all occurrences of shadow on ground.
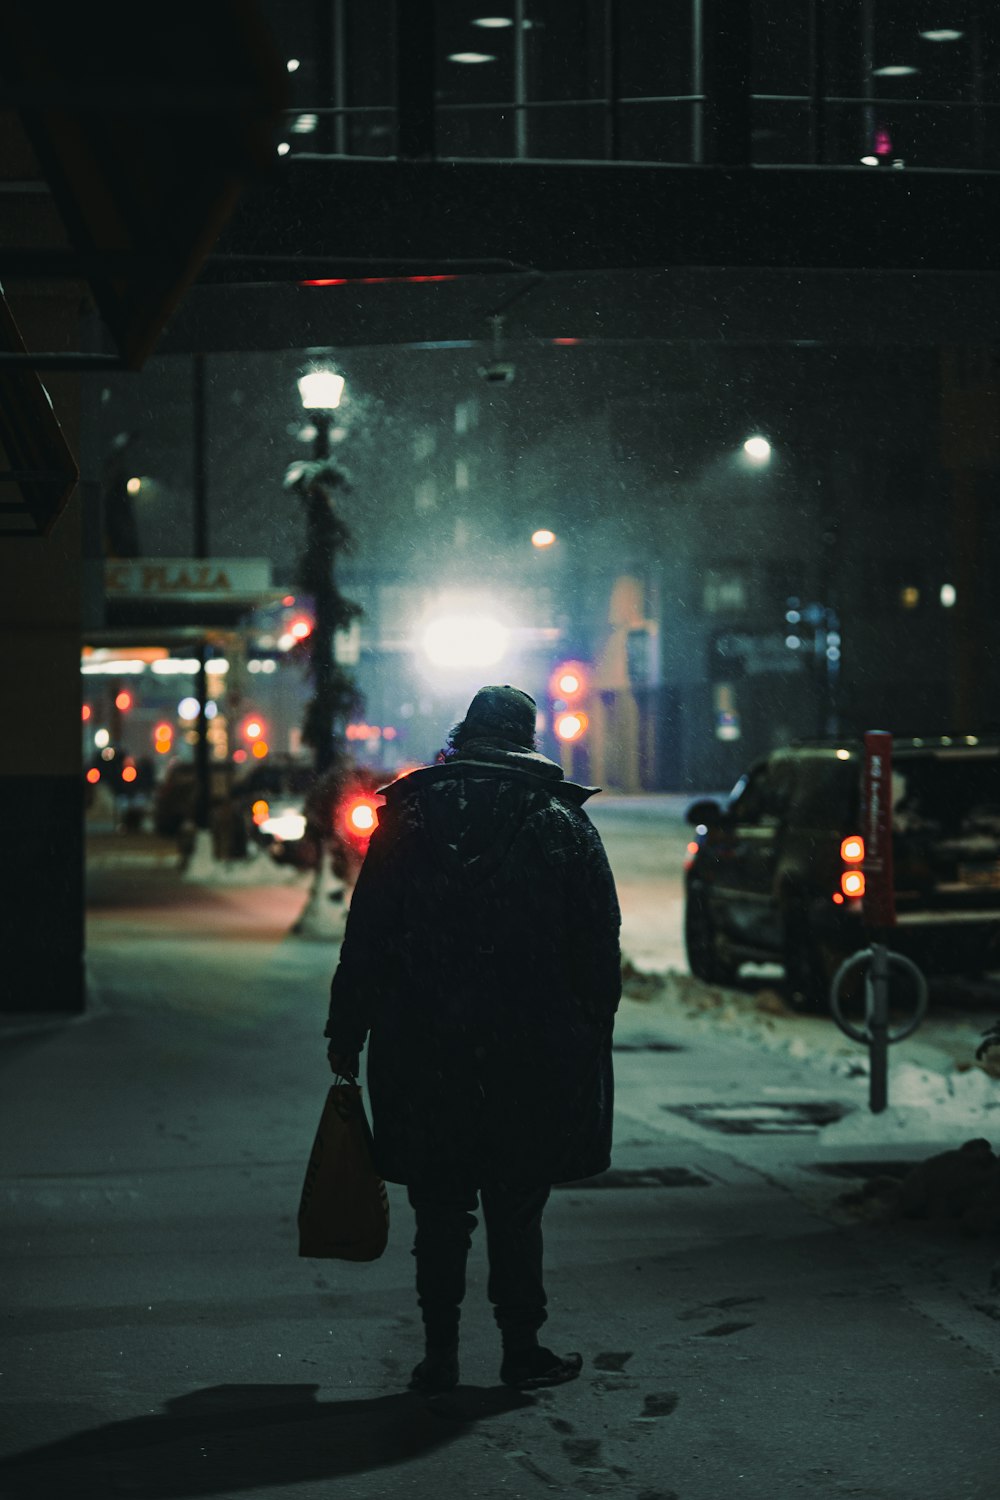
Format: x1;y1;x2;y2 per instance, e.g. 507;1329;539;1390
0;1382;534;1499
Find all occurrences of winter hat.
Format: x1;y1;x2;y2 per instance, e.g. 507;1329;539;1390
461;685;537;748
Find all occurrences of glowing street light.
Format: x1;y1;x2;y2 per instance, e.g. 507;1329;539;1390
532;528;556;548
297;368;345;412
420;613;509;670
743;435;772;463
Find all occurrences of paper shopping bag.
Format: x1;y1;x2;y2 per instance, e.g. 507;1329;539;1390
298;1084;389;1260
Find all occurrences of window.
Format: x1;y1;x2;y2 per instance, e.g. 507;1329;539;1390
414;479;437;513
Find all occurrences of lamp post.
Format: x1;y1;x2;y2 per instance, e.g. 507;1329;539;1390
288;366;357;778
286;367;363;937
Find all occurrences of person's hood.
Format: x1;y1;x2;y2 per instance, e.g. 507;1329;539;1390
379;739;599;805
379;739;600;884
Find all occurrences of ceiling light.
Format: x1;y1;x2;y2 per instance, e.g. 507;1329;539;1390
872;64;919;77
449;52;497;63
472;15;513;25
919;29;964;42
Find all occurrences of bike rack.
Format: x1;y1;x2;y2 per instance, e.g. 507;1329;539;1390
829;943;929;1113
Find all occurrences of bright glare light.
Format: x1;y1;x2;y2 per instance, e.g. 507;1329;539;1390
277;142;290;156
291;113;318;134
473;15;513;25
558;671;581;696
290;618;312;640
81;659;147;675
126;476;142;495
152;659;200;675
286;57;301;72
94;729;110;748
743;435;771;462
555;711;588;742
940;583;957;607
244;719;263;740
346;801;377;835
298;368;345;410
841;835;865;863
252;741;269;759
842;870;866;897
920;29;963;42
261;811;306;840
449;51;496;62
860;155;880;167
532;529;556;548
420;614;509;670
836;748;851;761
122;765;138;784
873;64;918;76
86;767;100;784
178;697;200;721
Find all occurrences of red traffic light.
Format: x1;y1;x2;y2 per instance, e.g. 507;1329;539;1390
549;660;588;700
555;710;589;742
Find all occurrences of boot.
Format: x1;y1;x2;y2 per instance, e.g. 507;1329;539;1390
409;1341;460;1393
500;1344;583;1389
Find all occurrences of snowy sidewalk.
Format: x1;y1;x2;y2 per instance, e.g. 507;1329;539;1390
2;863;999;1499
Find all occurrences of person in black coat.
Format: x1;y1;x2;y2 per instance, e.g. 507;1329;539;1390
324;684;621;1392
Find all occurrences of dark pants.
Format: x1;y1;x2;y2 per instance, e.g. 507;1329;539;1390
406;1179;551;1351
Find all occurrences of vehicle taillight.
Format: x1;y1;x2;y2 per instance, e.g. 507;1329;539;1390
841;870;866;898
840;835;864;863
251;799;269;826
343;795;380;841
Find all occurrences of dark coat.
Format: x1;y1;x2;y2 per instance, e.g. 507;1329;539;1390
324;742;622;1188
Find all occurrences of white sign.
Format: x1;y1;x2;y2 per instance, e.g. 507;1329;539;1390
105;558;272;600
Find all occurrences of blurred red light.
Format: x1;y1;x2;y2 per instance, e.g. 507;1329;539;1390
82;705;91;721
342;795;381;841
121;765;138;783
86;767;100;784
555;710;588;742
115;690;133;712
300;274;457;287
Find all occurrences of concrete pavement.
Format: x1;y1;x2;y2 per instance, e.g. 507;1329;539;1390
1;859;998;1500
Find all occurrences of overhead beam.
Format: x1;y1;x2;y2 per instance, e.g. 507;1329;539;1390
218;158;1000;276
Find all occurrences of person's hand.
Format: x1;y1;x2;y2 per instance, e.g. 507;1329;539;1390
327;1043;359;1078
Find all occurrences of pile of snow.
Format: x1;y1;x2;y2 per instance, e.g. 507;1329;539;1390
819;1061;1000;1148
620;960;1000;1147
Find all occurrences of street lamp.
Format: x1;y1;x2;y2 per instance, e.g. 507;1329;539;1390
743;434;772;464
297;367;345;459
284;365;358;779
